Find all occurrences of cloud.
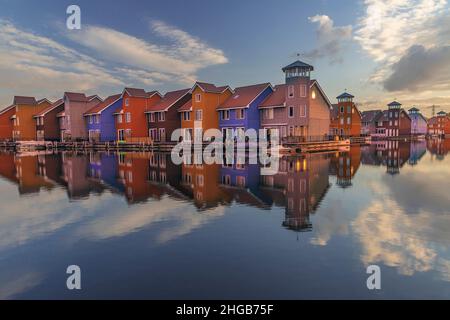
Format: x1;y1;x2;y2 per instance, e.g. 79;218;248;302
354;0;449;86
0;19;228;106
383;45;450;92
305;15;352;64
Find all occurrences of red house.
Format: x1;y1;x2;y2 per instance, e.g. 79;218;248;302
382;101;411;138
114;88;162;142
428;111;450;137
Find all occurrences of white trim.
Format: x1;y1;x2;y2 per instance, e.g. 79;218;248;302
310;80;332;109
85;96;122;116
144;90;190;113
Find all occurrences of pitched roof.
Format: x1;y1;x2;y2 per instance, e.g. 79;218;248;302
37;98;52;105
56;111;66;118
259;84;286;108
408;107;420;112
34;99;64;118
377;110;389;122
428;117;438;125
361;110;382;123
84;94;121;116
0;104;15;115
282;60;314;72
193;82;232;94
145;88;190;113
336;92;354;99
309;79;332;109
437;111;448;116
178;99;192;112
218;83;272;110
87;95;103;102
387;100;402;107
65;92;88;102
14;96;37;105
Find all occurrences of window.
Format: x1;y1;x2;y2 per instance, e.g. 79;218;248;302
196;174;204;187
236;109;245;119
183;112;191;121
149;113;155;122
299;105;306;117
158;112;165;121
125;98;129;106
340;106;344;113
347;106;352;113
264;108;274;120
118;114;123;123
288;85;294;98
149;128;157;141
195;109;203;121
340;118;344;125
288;106;294;118
300;85;307;97
159;128;166;142
126;112;131;123
96;115;100;124
394;120;398;126
347;117;351;125
195;94;201;102
221;110;230;120
236;176;246;187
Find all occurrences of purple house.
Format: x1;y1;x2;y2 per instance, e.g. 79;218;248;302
408;107;428;136
217;83;273;140
259;60;332;143
84;94;122;142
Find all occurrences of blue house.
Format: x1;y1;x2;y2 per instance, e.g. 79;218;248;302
88;152;125;193
217;83;273;140
84;94;122;142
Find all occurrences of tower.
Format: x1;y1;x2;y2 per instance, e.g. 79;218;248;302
282;60;314;85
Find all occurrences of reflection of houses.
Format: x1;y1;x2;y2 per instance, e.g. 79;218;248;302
220;161;268;208
14;155;54;194
260;154;330;231
408;140;427;165
37;153;66;187
87;152;124;194
148;153;185;200
329;92;362;137
180;161;231;210
362;141;411;174
329;145;361;188
0;152;18;183
61;152;103;199
427;138;450;160
258;60;332;142
117;152;153;203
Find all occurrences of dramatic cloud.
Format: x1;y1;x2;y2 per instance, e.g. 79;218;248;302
0;19;228;106
355;0;449;86
305;15;352;64
383;45;450;92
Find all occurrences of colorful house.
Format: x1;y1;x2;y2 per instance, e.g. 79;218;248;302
0;104;15;141
259;60;332;143
384;101;411;138
329;92;362;137
114;88;162;143
34;99;65;141
179;82;233;143
58;93;103;141
84;94;122;142
428;111;450;137
5;96;52;141
145;88;191;143
408;107;428;136
361;110;382;136
218;83;273;140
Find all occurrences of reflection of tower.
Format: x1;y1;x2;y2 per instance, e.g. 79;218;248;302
408;140;426;165
331;145;361;188
385;141;411;175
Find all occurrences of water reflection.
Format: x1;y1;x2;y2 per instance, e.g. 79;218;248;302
0;139;450;298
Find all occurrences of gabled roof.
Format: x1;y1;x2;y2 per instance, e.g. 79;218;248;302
376;110;389;122
147;90;162;98
64;92;88;102
145;88;190;113
34;99;64;118
178;100;192;112
191;82;232;94
121;88;161;99
87;95;103;102
259;84;286;108
84;94;121;116
387;100;402;107
37;98;52;105
14;96;37;105
361;110;382;123
310;80;332;109
336;92;354;99
282;60;314;72
0;104;15;115
218;83;272;110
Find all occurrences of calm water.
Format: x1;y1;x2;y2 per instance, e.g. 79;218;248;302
0;139;450;299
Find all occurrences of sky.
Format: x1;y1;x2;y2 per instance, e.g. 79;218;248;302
0;0;449;116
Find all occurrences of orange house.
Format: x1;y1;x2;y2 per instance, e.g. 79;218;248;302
13;97;52;140
117;152;153;203
330;92;362;137
114;88;162;142
0;104;15;141
179;82;232;142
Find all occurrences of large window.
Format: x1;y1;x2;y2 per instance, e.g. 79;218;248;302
300;85;307;97
183;112;191;121
195;94;201;102
300;105;306;117
288;106;294;118
221;110;230;120
288;85;294;98
195;109;203;121
117;114;123;123
264;108;274;120
125;112;131;123
236;109;245;120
